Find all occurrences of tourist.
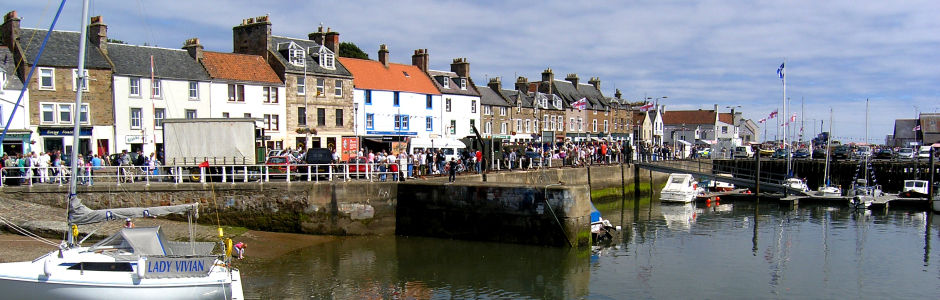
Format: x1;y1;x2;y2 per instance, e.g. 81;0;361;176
124;218;135;228
234;242;246;259
448;158;458;182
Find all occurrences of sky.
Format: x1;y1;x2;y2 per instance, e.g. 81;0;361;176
5;0;939;144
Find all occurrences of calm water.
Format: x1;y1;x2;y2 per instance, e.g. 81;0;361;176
241;197;940;299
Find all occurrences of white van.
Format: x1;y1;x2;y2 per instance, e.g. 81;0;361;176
919;146;933;158
408;138;467;162
733;146;754;159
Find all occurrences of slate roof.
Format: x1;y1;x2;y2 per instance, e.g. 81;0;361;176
201;51;281;84
107;43;209;80
550;80;606;110
893;119;917;139
0;46;24;90
662;109;718;125
428;70;480;96
921;114;940;134
19;28;110;69
338;57;440;94
269;36;352;78
498;89;531;109
478;85;510;107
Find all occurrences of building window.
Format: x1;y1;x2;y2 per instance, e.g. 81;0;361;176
41;104;54;123
592;119;598;132
222;112;230;118
335;109;343;127
263;114;280;130
152;80;162;98
263;87;278;103
500;107;507;116
334;80;342;97
130;108;142;129
484;121;491;134
516;119;522;132
426;116;433;131
534;120;539;131
298;107;306;125
321;52;335;70
228;84;245;102
577;117;581;131
289;47;305;67
471;100;476;113
570;118;575;131
449;120;456;135
426;95;432;109
79;104;89;124
442;77;449;89
500;122;507;134
550;116;557;131
525;120;531;133
722;126;728;134
39;68;54;90
393;92;400;106
316;78;325;96
185;110;197;119
72;69;89;91
556;118;562;131
317;108;326;126
189;81;199;99
59;104;71;124
483;105;491;115
543;116;549;129
469;119;476;134
460;78;467;90
604;120;609;133
129;77;140;96
366;113;374;130
445;98;452;112
297;76;306;95
154;108;165;128
244;113;251;118
365;90;372;104
401;115;410;130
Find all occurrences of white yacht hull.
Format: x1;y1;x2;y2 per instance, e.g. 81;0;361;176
660;191;696;203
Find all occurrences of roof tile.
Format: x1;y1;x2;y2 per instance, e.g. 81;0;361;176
338;57;440;95
201;51;281;84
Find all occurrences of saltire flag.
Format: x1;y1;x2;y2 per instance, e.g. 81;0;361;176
790;113;797;122
914;125;921;131
777;62;785;79
769;109;778;119
573;97;588;110
639;102;654;112
758;118;766;123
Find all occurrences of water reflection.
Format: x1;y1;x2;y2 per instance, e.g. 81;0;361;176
242;196;940;299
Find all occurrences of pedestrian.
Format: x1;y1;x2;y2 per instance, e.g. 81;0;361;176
234;242;246;259
124;218;135;228
448;157;458;182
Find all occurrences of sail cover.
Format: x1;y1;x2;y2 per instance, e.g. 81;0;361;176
68;195;198;225
89;227;215;256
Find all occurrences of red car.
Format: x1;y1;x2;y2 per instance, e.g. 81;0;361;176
345;157;369;178
265;156;297;177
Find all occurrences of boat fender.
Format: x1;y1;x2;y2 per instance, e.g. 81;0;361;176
137;257;147;278
70;224;79;240
43;258;55;277
225;238;233;258
218;227;225;239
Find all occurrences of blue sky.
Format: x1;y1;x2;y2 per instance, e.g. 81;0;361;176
7;0;939;143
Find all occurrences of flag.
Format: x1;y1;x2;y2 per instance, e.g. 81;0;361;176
914;125;921;131
769;109;778;119
198;161;210;168
573;97;587;110
639;102;654;112
781;122;787;127
777;62;785;79
758;118;766;123
790;113;797;122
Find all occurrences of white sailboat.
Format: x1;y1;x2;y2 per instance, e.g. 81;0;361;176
0;2;243;298
846;100;881;209
815;109;841;197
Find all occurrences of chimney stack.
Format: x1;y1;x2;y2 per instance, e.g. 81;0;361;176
515;76;529;92
324;27;339;54
88;15;108;55
614;89;622;99
589;77;601;91
1;11;21;53
378;44;389;67
541;68;554;84
451;57;470;78
487;77;501;91
566;73;579;89
308;25;325;45
183;38;204;61
412;49;429;73
232;15;272;57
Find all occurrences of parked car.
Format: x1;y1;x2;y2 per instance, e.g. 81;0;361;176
697;148;711;157
265;156;297;178
302;148;334;179
772;149;791;159
918;146;933;158
832;146;852;160
855;146;872;159
792;149;811;159
873;148;896;159
344;157;369;178
523;151;543;168
758;148;775;157
812;148;828;159
897;148;915;159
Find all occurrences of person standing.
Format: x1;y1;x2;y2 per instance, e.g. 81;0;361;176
448;158;458;182
475;149;483;173
90;154;102;186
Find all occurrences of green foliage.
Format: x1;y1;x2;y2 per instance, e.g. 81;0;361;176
338;42;369;60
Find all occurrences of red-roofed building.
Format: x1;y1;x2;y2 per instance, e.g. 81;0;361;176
661;104;747;158
339;45;443;149
190;43;287;144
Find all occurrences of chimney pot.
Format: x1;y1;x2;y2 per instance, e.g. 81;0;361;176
450;57;470;78
88;15;108;54
487;77;502;91
411;48;429;73
378;44;389;67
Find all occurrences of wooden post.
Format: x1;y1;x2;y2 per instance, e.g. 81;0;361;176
634;164;641;200
930;149;935;205
621;163;626;207
754;148;761;196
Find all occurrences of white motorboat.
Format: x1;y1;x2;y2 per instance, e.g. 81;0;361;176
846;179;883;209
0;1;243;297
815;186;842;197
660;174;706;203
898;180;932;198
701;174;735;192
784;178;810;193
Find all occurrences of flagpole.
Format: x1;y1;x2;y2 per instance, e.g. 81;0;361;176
782;59;790;180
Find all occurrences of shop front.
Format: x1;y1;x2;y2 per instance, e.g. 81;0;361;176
1;131;31;156
37;127;92;156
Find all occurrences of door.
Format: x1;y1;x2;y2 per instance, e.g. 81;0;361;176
96;139;109;156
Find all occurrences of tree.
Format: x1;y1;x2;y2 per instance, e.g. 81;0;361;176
339;42;369;60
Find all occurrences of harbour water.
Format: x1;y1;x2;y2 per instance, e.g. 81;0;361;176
240;196;940;299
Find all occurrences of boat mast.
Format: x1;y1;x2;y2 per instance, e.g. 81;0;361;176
67;0;91;246
824;108;832;187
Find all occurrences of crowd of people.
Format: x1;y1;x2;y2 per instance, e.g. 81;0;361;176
0;149;162;186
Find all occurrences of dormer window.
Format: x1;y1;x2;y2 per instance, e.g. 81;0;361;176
441;77;449;89
288;43;305;67
553;97;561;109
318;47;335;70
460;78;467;90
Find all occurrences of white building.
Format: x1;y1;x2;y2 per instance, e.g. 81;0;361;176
424;58;480;140
0;46;30;156
108;43;211;155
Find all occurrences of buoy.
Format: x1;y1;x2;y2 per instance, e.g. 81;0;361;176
716;197;721;202
706;198;712;203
